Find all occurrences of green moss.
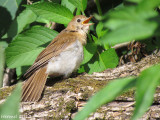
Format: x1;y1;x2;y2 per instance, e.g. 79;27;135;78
57;97;65;112
48;76;108;97
0;86;15;100
120;88;135;98
65;99;76;112
81;92;89;100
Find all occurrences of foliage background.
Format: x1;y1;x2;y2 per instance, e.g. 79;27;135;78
0;0;160;120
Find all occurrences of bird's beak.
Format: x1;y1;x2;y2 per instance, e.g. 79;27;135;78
82;16;94;26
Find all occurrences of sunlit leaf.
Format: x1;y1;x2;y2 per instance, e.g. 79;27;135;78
61;0;76;13
6;26;58;68
69;0;87;12
83;48;119;74
132;64;160;120
81;43;97;65
26;2;73;24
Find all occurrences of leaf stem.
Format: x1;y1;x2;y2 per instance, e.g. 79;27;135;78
95;0;102;16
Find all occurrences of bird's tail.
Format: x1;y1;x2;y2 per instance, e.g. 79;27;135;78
21;67;48;102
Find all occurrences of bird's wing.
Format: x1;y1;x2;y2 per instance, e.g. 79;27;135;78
24;31;77;79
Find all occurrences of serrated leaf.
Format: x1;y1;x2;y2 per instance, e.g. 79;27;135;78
26;2;73;24
69;0;87;12
74;77;136;120
132;64;160;120
61;0;76;13
0;82;21;120
6;26;58;68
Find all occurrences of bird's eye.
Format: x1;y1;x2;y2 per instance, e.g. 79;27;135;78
77;19;81;22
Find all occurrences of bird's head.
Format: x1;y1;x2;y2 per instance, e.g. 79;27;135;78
67;15;93;34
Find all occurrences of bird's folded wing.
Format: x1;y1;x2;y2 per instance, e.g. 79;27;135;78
24;31;77;79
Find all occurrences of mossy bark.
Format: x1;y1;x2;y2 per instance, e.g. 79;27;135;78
0;52;160;119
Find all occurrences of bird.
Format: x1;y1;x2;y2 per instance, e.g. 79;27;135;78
21;15;93;102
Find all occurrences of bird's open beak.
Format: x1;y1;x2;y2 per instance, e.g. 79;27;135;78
82;16;94;26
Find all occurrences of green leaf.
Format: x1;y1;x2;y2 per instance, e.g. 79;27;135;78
76;8;81;15
26;2;73;24
81;43;97;65
137;0;160;11
105;8;157;30
0;0;22;37
91;35;98;43
69;0;87;12
6;9;37;38
16;66;30;79
0;82;21;120
82;0;87;11
99;48;119;68
126;0;142;4
101;21;157;46
96;22;103;38
36;17;50;24
87;53;105;74
0;41;8;49
84;48;119;74
132;64;160;120
96;22;108;39
61;0;76;13
74;77;136;120
0;0;22;19
99;0;160;46
78;43;97;73
6;26;58;68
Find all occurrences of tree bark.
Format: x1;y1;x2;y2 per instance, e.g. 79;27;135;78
0;52;160;120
